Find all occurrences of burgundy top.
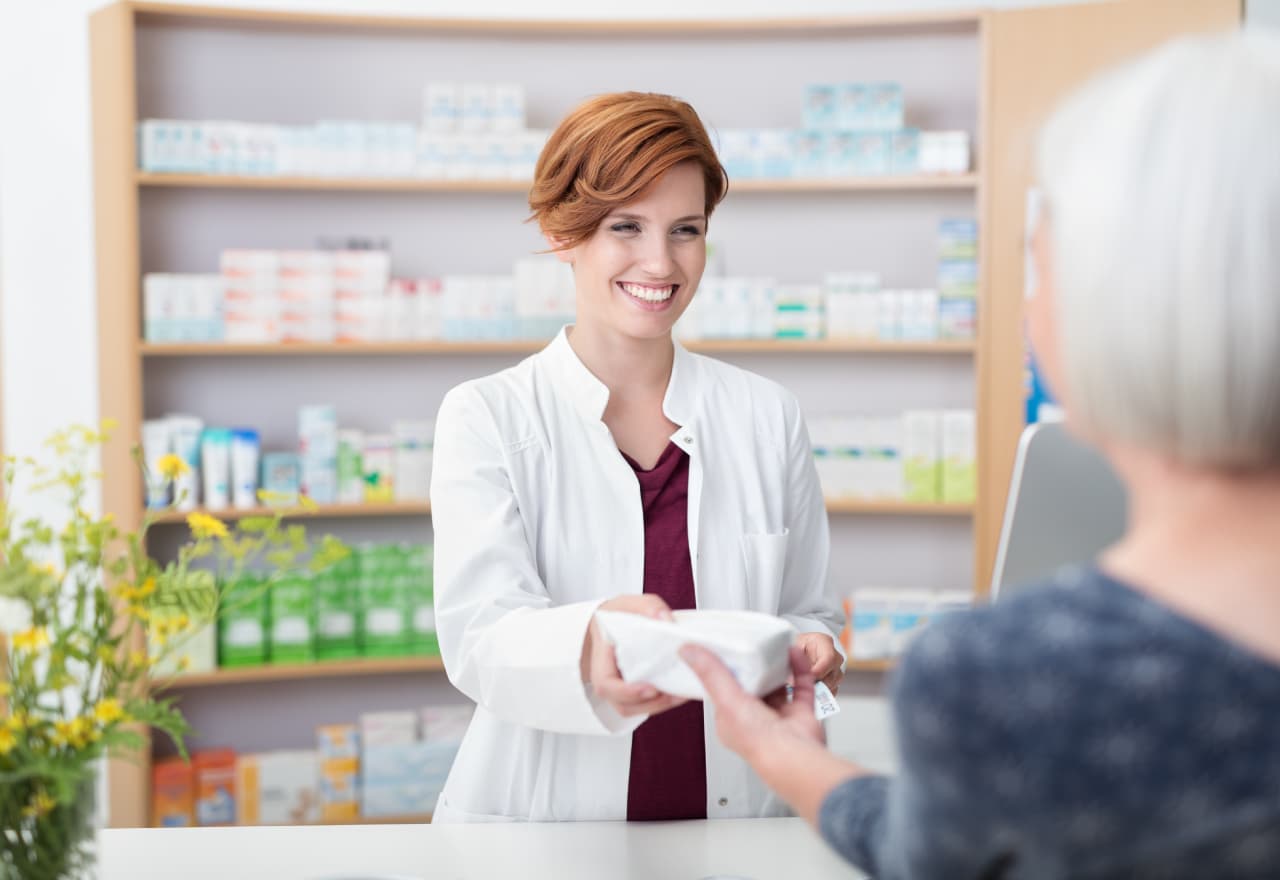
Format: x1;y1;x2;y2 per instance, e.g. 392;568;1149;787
620;440;707;822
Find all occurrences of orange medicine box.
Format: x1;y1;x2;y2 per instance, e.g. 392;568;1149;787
193;749;237;826
152;757;195;827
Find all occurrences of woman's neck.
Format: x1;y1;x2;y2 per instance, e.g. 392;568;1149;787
566;322;675;401
1100;446;1280;659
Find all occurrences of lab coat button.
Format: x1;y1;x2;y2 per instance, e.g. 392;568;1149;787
718;797;728;807
683;435;694;444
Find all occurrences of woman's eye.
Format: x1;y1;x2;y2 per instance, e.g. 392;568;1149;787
673;226;703;238
610;222;639;234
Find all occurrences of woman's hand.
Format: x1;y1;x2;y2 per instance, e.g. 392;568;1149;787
795;631;845;695
681;642;864;828
581;594;688;718
679;643;825;764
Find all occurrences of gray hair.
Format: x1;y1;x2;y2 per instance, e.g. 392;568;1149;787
1035;29;1280;469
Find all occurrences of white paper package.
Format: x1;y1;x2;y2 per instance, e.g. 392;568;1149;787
594;609;794;701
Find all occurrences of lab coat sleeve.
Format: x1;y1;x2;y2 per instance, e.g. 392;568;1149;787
430;385;644;737
778;393;846;657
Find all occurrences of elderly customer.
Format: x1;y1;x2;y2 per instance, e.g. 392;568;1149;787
683;30;1280;879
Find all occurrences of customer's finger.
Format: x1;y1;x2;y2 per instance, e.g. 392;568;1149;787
679;643;746;708
788;644;817;708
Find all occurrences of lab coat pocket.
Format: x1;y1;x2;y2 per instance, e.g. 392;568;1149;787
739;530;789;611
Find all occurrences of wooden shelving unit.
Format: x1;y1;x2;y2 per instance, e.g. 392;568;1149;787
92;0;1239;832
136;171;979;193
155;655;445;689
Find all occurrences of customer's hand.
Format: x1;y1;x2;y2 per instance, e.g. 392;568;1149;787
679;643;825;764
795;631;844;695
581;595;688;718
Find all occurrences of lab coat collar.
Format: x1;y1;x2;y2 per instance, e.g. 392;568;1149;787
545;326;698;434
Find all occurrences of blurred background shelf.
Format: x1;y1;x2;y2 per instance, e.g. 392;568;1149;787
155;655;446;689
147;502;433;523
138;339;976;357
136;171;979;193
845;658;896;673
146;499;969;523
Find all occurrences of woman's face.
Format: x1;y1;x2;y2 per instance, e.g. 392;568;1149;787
553;160;707;343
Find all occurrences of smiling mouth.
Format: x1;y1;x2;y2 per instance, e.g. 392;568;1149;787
618;282;679;303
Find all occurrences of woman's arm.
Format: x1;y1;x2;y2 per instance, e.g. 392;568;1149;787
686;616;1019;879
431;385;646;735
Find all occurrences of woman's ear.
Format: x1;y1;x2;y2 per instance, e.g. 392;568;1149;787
544;232;575;265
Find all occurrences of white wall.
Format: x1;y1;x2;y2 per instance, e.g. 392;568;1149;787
0;0;1097;463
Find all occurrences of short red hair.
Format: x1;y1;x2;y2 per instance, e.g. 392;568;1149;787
529;92;728;251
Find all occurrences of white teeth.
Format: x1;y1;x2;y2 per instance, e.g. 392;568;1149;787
620;282;675;302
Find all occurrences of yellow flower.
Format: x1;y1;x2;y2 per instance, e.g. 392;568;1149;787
0;681;9;697
186;512;228;539
0;727;16;755
127;604;151;623
6;712;29;732
129;649;148;668
101;418;119;433
157;454;190;480
176;655;191;672
97;645;117;666
52;717;94;749
23;791;57;819
135;577;156;598
93;698;128;725
12;627;50;653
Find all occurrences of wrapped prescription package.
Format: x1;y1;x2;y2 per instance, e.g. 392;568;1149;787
594;609;793;700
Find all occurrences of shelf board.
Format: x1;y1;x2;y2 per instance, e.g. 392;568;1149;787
825;500;973;516
146;500;966;524
132;4;984;35
155;655;445;689
135;172;977;194
138;339;974;357
845;658;895;673
147;502;431;524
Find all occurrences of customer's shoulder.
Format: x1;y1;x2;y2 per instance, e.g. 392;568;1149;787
895;566;1116;694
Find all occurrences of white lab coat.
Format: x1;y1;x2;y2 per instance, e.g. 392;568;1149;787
429;327;842;822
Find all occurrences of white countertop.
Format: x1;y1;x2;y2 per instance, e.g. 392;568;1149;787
100;817;866;880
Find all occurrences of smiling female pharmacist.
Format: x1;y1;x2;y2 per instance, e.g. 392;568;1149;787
428;91;845;823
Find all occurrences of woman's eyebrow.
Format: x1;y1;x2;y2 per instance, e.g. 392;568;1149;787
608;212;706;224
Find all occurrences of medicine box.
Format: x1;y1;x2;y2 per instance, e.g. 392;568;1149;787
151;757;195;828
237;750;320;825
194;750;237;827
218;573;269;667
901;411;941;503
315;566;360;661
941;410;977;504
269;572;315;664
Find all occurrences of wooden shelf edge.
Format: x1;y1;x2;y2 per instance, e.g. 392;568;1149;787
134;172;977;193
845;658;895;672
146;502;431;524
144;500;967;523
155;655;446;689
138;339;975;357
129;4;984;33
825;501;974;516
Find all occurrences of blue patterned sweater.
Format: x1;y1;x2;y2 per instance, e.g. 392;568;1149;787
819;565;1280;879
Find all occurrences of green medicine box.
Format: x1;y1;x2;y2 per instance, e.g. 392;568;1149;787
269;571;315;664
406;545;437;657
359;544;409;658
316;557;361;661
218;573;269;668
